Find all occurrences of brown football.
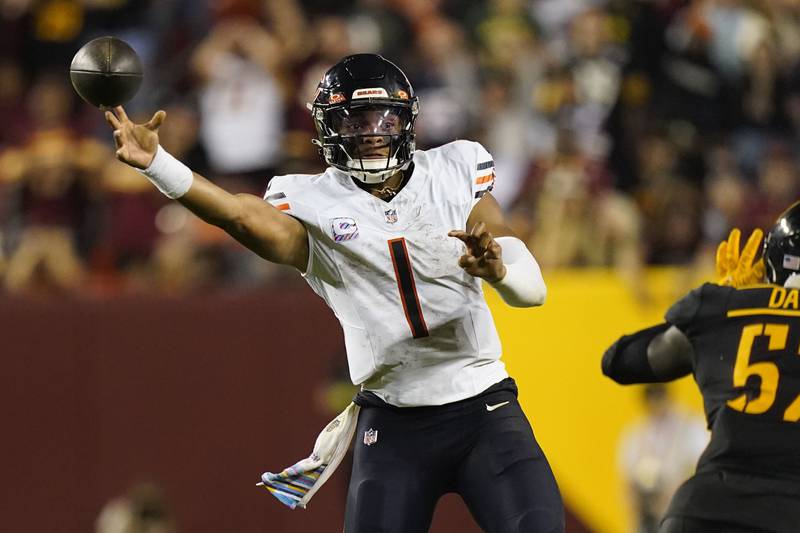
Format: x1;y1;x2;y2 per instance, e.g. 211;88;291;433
70;36;143;108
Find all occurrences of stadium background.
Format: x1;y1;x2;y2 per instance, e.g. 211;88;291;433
0;0;797;531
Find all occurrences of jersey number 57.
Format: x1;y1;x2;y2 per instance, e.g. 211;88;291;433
728;323;800;422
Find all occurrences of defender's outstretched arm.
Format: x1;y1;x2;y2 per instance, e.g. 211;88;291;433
602;324;694;384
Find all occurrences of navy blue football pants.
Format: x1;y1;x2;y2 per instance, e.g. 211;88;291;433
344;378;564;533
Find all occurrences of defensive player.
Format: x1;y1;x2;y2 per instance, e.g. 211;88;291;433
104;54;563;532
602;204;800;533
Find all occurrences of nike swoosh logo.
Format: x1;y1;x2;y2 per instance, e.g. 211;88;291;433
486;401;510;412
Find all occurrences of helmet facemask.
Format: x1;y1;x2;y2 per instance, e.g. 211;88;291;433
313;102;417;184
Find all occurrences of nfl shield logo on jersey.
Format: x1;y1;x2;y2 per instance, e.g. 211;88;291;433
384;209;398;224
363;428;378;446
331;217;359;242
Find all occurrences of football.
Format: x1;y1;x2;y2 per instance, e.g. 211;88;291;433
69;36;143;108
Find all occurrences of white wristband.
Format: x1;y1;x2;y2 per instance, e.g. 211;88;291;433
490;236;547;308
137;145;193;199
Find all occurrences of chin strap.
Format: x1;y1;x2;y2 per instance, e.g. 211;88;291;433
349;169;396;183
353;163;413;200
347;158;410;184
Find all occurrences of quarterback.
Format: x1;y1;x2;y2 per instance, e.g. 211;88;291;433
105;54;563;532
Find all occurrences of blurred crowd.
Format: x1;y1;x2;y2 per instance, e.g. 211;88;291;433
617;384;707;533
96;482;176;533
1;0;799;296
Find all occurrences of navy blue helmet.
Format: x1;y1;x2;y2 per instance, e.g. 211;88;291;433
310;54;419;184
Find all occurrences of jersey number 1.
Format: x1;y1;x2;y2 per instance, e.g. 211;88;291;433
388;238;429;339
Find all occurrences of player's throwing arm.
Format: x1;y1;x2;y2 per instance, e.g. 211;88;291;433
104;106;309;270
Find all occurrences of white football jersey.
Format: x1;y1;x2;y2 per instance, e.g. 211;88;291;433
264;140;507;406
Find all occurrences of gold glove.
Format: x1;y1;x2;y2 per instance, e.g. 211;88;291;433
716;228;765;287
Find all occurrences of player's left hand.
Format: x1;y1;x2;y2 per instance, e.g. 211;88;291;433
716;227;765;287
448;222;507;283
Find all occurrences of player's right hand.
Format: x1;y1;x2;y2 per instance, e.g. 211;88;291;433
448;221;506;283
716;228;765;288
104;106;166;169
